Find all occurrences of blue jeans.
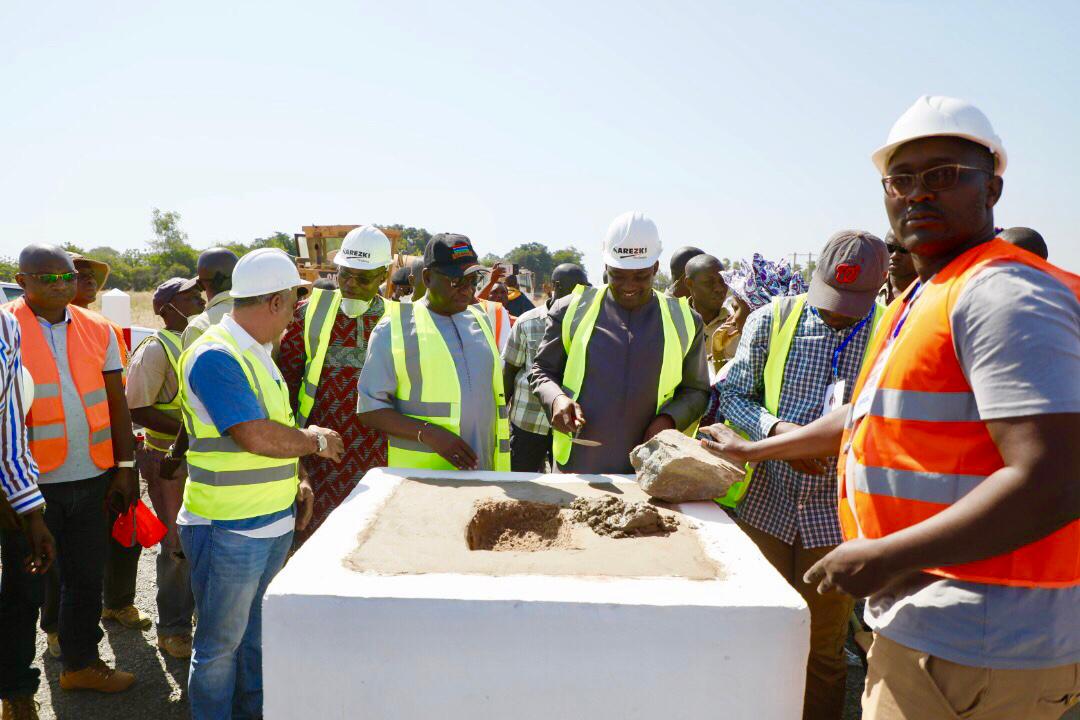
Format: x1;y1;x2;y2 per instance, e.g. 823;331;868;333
178;524;292;720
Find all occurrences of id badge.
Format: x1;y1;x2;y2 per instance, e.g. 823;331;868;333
823;380;846;413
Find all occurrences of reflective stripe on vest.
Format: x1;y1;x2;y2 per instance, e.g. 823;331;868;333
296;291;393;426
716;294;884;508
139;329;184;452
551;286;697;467
385;301;510;471
839;239;1080;588
179;323;299;521
296;288;342;427
4;298;115;474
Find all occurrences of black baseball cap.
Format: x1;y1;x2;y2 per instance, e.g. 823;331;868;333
423;233;484;278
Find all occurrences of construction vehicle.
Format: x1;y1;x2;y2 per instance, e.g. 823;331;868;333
293;224;542;302
293;225;417;296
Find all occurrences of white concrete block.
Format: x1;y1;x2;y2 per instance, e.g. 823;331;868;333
265;469;809;719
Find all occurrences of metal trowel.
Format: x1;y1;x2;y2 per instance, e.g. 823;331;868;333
571;427;602;447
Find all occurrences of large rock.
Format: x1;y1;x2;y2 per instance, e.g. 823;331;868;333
630;429;745;502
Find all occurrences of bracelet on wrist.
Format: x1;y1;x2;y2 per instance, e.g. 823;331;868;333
417;422;431;444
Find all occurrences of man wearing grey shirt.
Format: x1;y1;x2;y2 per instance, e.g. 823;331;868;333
358;234;507;471
703;96;1080;719
531;212;709;474
9;245;138;694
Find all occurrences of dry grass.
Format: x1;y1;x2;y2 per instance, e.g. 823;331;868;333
89;290;163;329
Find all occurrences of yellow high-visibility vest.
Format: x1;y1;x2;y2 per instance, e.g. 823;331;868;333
179;323;299;520
296;289;391;427
137;329;183;453
385;301;510;471
716;294;884;508
551;285;697;467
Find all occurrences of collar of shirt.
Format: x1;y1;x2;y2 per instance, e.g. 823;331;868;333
220;313;272;355
205;292;232;312
34;307;72;327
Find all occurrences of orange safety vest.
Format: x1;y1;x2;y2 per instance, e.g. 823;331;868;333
108;321;129;368
5;298;115;474
478;299;510;350
839;239;1080;588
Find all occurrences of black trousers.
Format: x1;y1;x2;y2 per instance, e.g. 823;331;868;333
509;423;551;473
0;527;44;700
38;473;110;671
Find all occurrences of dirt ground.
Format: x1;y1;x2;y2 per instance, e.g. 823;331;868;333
31;539;189;720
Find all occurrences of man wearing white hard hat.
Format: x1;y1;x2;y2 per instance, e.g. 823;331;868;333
530;211;709;473
279;226;392;545
176;248;345;719
702;96;1080;719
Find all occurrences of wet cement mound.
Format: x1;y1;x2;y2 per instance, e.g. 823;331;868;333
569;496;678;538
466;499;570;551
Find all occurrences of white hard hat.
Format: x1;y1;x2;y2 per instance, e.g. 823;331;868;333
872;95;1006;176
602;211;662;270
335;226;393;270
230;248;311;298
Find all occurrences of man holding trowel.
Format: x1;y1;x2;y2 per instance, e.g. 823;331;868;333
530;211;709;474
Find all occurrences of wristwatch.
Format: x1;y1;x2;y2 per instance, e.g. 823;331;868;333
117;460;135;469
313;432;328;454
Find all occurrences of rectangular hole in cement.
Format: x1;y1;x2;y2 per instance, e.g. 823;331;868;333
466;499;568;552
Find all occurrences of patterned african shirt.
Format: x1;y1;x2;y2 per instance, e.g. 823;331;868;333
279;294;388;545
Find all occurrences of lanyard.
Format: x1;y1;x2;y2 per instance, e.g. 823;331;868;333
813;307;874;379
892;280;927;339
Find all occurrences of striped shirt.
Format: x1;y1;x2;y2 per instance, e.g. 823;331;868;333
503;302;552;434
719;301;876;548
0;309;43;514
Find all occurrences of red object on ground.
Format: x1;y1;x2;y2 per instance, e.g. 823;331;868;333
112;500;168;548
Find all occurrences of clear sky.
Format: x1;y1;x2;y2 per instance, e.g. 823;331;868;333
2;0;1077;277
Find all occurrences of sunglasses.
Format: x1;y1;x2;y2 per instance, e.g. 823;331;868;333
432;271;482;290
25;272;76;284
886;243;909;255
881;164;990;199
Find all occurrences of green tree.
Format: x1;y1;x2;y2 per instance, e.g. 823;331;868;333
0;257;17;280
652;270;672;290
551;246;584;267
384;224;431;256
147;208;198;283
247;231;296;254
479;253;503;267
506;243;555;286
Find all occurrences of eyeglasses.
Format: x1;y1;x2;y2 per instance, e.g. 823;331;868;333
881;164;990;199
432;271;482;290
886;243;909;255
25;272;76;284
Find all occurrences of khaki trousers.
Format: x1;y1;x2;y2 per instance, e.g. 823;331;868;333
863;633;1080;720
738;521;854;720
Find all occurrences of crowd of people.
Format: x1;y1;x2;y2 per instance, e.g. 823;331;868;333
0;94;1077;720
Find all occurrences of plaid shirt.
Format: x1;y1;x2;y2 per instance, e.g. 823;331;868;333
503;302;551;434
719;301;876;548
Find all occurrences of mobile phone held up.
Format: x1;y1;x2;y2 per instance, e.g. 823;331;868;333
496;262;520;276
